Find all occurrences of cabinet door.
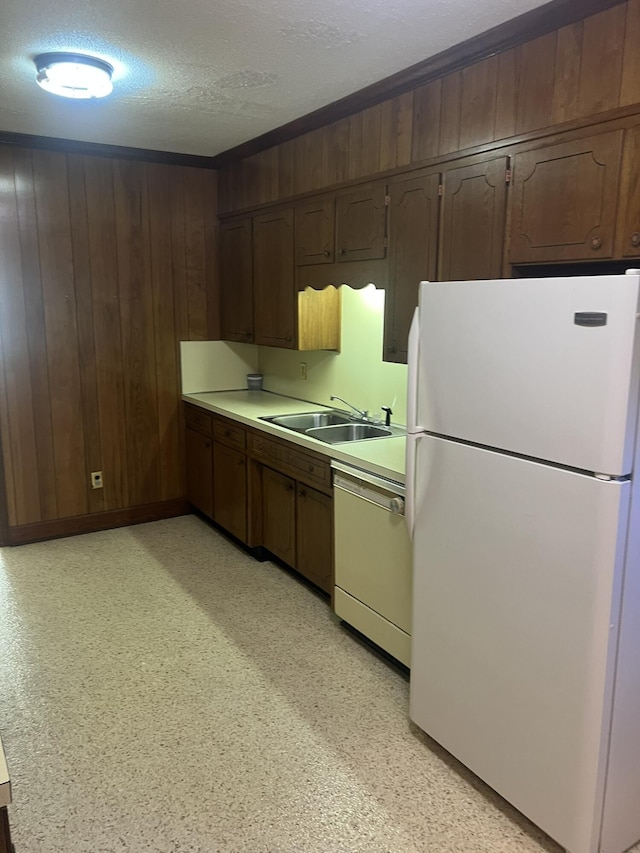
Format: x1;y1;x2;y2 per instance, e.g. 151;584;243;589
296;485;333;594
253;209;296;348
219;217;253;343
213;443;247;543
616;126;640;258
384;173;440;364
335;183;387;261
440;158;509;281
185;427;213;518
509;131;623;263
295;197;334;265
262;466;296;565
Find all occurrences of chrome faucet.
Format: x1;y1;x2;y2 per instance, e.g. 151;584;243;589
330;395;369;421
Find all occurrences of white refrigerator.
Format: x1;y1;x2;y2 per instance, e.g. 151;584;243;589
406;274;640;853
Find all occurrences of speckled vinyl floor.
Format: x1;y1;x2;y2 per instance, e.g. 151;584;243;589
0;514;624;853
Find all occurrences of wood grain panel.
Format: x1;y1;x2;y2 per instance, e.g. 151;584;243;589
578;5;626;116
411;79;442;162
13;148;58;521
379;92;413;172
67;156;105;515
114;159;161;508
516;33;558;133
439;71;462;154
32;150;88;519
0;147;41;525
328;117;351;186
494;49;519;140
621;0;640;106
458;56;499;150
277;138;296;199
0;146;218;536
551;22;583;124
85;157;129;511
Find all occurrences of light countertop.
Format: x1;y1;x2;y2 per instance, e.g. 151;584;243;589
0;734;10;807
182;390;406;483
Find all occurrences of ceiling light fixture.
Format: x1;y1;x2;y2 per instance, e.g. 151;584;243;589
34;52;114;99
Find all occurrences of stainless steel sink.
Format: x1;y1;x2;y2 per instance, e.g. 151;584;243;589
306;423;392;444
262;411;353;431
260;409;405;443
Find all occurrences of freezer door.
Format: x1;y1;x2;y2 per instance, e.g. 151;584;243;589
417;275;640;475
410;435;630;853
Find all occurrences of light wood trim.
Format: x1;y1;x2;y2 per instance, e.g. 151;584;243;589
297;286;341;351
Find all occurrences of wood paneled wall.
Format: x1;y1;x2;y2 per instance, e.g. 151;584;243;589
218;0;640;213
0;147;217;537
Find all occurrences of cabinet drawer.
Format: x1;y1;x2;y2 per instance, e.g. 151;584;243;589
185;405;213;436
250;432;331;491
214;417;246;451
285;448;331;489
250;433;283;465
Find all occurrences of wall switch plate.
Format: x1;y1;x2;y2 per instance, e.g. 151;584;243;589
91;471;103;489
300;362;307;380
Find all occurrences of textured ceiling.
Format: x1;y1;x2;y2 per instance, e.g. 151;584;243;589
2;0;553;157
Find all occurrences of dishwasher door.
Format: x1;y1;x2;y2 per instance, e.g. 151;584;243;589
333;469;412;666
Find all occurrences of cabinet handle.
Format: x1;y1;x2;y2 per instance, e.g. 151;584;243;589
245;331;252;339
299;488;306;498
387;343;398;354
590;235;602;250
631;232;640;248
225;430;231;437
285;335;293;343
323;250;330;257
338;248;346;256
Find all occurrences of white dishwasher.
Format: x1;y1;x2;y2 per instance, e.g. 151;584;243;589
332;462;412;667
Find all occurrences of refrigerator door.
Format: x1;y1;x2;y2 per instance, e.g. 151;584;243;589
410;435;630;853
417;275;640;475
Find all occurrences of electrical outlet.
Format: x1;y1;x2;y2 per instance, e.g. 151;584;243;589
91;471;103;490
300;362;307;380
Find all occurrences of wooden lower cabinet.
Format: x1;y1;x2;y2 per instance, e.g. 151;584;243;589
213;442;247;542
185;425;213;518
0;807;11;853
262;467;296;565
296;484;333;593
185;406;334;596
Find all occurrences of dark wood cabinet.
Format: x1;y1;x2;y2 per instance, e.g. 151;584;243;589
335;183;387;262
616;126;640;258
295;197;334;265
185;426;213;518
509;131;624;264
253;208;296;348
219;217;253;343
296;484;333;594
0;807;12;853
262;466;296;566
384;172;440;363
439;157;509;281
213;443;247;542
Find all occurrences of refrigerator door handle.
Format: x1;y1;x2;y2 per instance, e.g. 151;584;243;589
407;304;421;433
405;432;422;539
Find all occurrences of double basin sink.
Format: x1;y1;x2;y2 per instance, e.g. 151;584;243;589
260;410;406;445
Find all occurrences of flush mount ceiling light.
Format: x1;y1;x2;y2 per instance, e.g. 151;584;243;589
34;52;114;99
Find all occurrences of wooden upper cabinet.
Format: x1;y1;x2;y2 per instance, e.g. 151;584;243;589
295;197;335;265
509;131;624;264
219;217;253;343
439;157;509;281
335;183;387;262
253;208;296;348
616;126;640;258
384;173;440;364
